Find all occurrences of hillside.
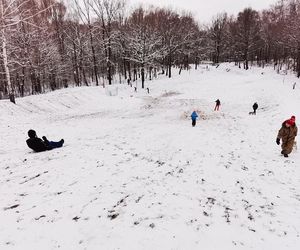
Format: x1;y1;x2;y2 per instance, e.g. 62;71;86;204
0;64;299;250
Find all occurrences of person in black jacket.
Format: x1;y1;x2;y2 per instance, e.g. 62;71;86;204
26;129;64;152
214;99;221;111
252;102;258;115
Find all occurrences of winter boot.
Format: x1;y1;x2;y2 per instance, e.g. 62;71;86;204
284;154;288;158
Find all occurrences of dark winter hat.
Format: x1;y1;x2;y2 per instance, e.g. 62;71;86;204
28;129;36;138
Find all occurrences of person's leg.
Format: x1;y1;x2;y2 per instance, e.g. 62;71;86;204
281;142;292;157
48;140;64;149
192;119;196;127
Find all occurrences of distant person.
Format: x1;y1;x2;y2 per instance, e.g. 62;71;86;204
214;99;221;111
276;116;297;157
252;102;258;115
191;111;198;127
26;129;64;152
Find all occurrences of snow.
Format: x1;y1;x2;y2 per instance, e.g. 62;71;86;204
0;64;299;250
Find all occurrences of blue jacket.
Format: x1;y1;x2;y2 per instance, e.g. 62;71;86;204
191;111;198;120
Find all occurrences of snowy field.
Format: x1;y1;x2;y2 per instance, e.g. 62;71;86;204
0;64;299;250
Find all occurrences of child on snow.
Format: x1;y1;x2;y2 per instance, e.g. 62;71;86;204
252;102;258;115
191;111;198;127
276;116;297;157
214;99;221;111
26;129;64;152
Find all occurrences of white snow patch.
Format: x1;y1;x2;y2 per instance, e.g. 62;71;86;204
0;63;300;250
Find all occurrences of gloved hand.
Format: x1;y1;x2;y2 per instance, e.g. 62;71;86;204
276;138;280;145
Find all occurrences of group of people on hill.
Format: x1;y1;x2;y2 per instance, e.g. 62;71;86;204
191;99;223;127
190;100;258;126
190;100;297;158
25;99;297;158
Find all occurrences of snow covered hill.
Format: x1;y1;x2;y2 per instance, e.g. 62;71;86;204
0;64;299;250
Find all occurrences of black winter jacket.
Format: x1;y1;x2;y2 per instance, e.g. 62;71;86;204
26;137;50;152
253;103;258;110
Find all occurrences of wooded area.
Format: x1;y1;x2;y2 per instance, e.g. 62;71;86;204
1;0;300;103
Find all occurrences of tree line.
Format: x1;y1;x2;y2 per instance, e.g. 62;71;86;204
1;0;300;103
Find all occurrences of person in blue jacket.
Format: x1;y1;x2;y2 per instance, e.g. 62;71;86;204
191;111;198;127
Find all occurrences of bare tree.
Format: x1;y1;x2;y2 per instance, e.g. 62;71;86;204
0;0;53;103
74;0;100;85
90;0;125;85
126;7;165;88
234;8;261;70
210;13;228;63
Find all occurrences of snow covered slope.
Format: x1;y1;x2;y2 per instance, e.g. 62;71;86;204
0;64;299;250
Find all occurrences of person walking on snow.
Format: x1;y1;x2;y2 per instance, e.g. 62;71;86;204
276;116;297;157
26;129;64;152
191;111;198;127
252;102;258;115
214;99;221;111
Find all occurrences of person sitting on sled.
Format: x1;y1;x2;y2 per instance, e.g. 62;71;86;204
26;129;64;152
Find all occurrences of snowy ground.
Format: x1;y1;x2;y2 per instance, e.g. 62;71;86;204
0;64;300;250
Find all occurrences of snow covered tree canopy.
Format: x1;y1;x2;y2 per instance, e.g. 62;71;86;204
1;0;300;102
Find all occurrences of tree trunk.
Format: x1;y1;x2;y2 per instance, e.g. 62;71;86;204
73;41;80;86
216;44;220;63
141;66;145;89
168;53;172;78
2;30;15;103
20;66;25;97
179;67;182;75
149;67;152;80
107;22;112;85
123;58;127;80
297;46;300;78
90;31;99;86
244;50;249;70
133;67;137;81
127;61;131;80
79;51;88;86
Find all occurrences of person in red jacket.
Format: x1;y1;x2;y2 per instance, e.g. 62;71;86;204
26;130;64;152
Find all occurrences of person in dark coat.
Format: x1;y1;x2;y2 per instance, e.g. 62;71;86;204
252;102;258;115
26;129;64;152
214;99;221;111
191;111;198;127
276;116;297;157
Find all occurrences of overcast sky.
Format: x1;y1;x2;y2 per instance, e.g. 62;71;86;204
128;0;277;23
